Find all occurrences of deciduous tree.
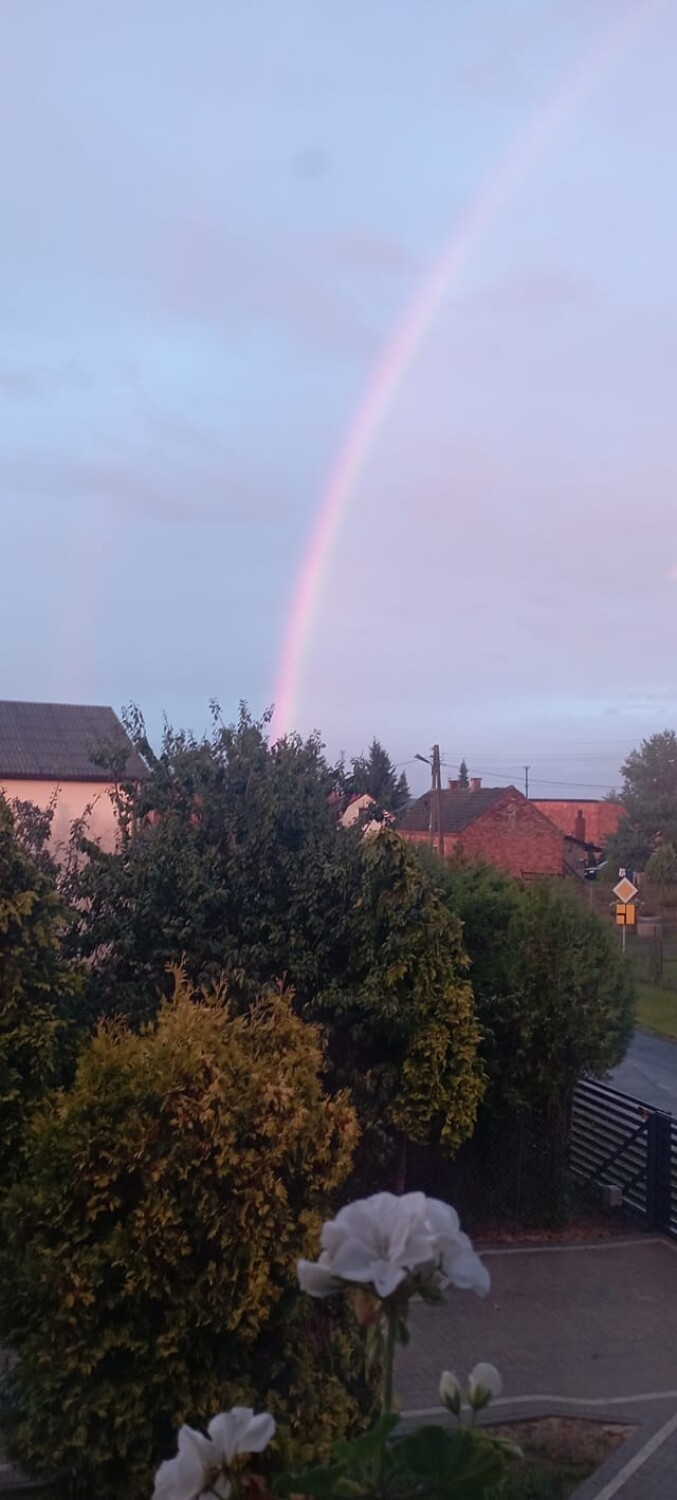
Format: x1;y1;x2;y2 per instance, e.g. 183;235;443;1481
441;860;633;1113
609;730;677;869
0;797;82;1188
66;712;482;1169
66;707;343;1025
314;829;483;1159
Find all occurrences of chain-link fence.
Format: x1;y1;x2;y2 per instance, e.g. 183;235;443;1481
405;1109;574;1233
627;937;677;988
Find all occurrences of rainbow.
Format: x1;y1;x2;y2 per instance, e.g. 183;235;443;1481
271;0;657;741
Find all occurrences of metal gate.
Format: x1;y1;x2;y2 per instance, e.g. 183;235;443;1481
571;1077;677;1237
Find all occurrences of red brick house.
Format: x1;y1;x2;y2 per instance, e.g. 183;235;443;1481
532;799;621;848
397;781;568;879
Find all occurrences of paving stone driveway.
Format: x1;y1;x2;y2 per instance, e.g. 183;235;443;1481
2;1237;676;1496
398;1235;677;1498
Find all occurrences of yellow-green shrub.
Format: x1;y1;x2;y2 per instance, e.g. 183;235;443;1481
0;982;367;1499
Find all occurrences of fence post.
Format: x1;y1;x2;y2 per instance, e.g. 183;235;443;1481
646;1112;672;1231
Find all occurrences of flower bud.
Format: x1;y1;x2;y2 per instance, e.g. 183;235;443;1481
354;1288;380;1327
439;1370;463;1416
468;1362;502;1411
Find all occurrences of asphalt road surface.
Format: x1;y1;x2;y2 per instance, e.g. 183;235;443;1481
610;1028;677;1115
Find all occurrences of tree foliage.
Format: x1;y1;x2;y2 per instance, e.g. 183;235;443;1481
0;797;82;1188
6;794;60;878
346;739;409;814
0;982;370;1500
314;829;483;1155
428;859;635;1223
66;706;343;1026
458;759;470;789
644;841;677;887
500;880;634;1111
609;730;677;869
66;711;482;1166
442;860;633;1114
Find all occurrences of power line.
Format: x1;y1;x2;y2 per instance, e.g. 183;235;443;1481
439;759;619;791
528;780;618;792
441;750;627;765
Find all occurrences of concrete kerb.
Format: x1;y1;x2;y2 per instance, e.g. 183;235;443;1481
398;1399;677;1498
572;1410;677;1500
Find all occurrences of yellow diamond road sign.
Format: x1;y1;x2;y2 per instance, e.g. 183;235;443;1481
614;876;638;904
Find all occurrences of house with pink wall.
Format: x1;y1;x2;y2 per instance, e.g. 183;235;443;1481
0;700;148;855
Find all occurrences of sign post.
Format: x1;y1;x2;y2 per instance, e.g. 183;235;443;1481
613;876;639;955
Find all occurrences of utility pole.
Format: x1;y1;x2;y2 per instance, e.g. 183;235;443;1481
524;765;530;800
415;744;444;859
432;743;444;860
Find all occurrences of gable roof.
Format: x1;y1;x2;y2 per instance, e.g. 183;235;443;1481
397;785;513;835
0;701;149;782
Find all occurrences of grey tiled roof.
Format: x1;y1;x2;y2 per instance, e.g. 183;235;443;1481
397;785;512;834
0;701;149;781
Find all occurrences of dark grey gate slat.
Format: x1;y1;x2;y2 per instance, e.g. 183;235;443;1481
571;1078;675;1236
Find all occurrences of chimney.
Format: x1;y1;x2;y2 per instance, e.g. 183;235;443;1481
447;779;459;791
574;809;586;842
470;777;482;792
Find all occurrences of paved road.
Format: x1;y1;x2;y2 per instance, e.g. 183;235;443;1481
398;1236;677;1499
609;1029;677;1115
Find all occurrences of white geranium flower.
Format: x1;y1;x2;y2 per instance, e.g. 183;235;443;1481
152;1408;275;1500
208;1407;276;1460
296;1191;489;1304
439;1370;463;1416
319;1192;438;1298
468;1363;503;1410
152;1425;228;1500
297;1251;342;1297
424;1200;491;1297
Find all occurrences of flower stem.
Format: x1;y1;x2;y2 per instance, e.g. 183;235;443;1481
381;1307;397;1416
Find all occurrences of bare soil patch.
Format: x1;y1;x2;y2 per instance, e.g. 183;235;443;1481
489;1416;632;1498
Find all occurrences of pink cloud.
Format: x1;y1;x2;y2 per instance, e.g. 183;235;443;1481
323;233;419;275
480;267;593;311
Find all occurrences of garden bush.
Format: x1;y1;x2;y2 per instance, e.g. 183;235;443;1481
0;980;371;1499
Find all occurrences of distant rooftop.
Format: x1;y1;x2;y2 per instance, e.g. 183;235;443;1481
397;785;511;835
0;701;149;782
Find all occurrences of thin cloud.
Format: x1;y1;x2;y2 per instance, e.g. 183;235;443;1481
324;233;419;276
0;447;290;529
479;267;594;311
0;362;89;400
150;222;380;356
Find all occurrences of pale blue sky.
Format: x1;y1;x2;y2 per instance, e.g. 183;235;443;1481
1;0;676;796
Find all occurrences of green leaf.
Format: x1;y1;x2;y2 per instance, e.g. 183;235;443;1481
417;1280;446;1306
333;1413;400;1462
276;1461;350;1497
279;1416;400;1498
392;1424;508;1498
